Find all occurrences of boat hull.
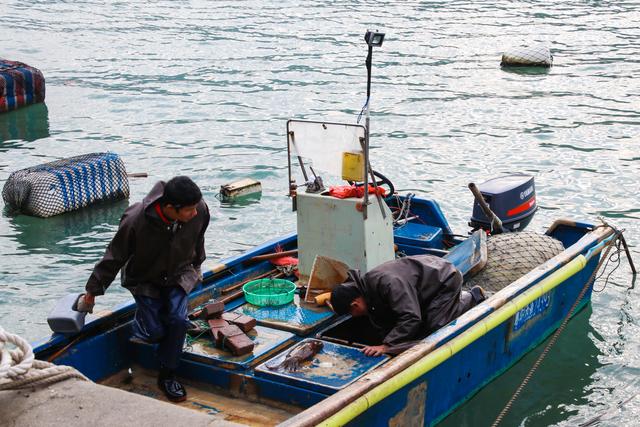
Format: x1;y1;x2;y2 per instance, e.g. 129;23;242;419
283;221;612;426
32;197;612;426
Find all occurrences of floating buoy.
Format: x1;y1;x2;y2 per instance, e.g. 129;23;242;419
501;45;553;67
0;59;46;113
2;152;130;218
219;178;262;201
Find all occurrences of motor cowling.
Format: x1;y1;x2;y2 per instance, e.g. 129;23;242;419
469;174;537;232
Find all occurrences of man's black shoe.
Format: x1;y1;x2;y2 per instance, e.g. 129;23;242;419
470;285;487;305
157;371;187;402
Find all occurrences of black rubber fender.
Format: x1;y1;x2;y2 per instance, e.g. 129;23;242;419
464;232;565;294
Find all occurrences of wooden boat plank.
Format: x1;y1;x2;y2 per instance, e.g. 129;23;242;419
182;325;295;370
101;367;299;426
233;294;335;336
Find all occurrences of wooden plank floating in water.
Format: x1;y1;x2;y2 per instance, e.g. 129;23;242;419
219;178;262;201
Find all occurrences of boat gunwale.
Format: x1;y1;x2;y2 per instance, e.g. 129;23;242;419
33;232;298;358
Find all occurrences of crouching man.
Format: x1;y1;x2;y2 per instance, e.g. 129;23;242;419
77;176;210;402
330;255;485;356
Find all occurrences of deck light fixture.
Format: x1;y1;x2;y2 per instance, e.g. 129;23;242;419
364;30;385;47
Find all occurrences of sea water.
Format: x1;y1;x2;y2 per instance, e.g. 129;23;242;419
1;2;638;425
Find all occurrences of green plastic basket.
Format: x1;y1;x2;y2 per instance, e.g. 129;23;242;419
243;278;296;307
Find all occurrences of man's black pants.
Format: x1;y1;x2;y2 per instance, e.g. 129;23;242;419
132;286;189;370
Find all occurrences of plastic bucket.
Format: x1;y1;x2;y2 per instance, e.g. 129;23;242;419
243;278;296;307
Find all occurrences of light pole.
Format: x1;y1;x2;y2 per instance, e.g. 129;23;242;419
363;30;385;219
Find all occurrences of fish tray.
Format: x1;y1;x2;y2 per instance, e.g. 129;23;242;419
255;339;389;394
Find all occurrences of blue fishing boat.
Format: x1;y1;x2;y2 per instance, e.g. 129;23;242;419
30;31;630;426
31;203;619;426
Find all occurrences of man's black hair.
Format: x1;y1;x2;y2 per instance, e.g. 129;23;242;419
330;283;362;316
162;176;202;209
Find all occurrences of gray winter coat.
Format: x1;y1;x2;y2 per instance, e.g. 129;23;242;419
85;181;210;298
346;255;468;346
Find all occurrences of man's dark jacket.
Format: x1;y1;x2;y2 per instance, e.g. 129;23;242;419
86;181;210;298
346;255;467;346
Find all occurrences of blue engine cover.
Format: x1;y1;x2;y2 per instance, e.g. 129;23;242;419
469;174;537;232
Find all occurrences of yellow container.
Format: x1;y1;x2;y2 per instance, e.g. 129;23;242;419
341;151;364;181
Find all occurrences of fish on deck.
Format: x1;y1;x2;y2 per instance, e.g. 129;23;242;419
266;340;324;372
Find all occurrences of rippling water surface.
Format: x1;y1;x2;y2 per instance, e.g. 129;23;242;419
1;1;638;425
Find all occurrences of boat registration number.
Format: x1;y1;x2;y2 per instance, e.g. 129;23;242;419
512;293;551;332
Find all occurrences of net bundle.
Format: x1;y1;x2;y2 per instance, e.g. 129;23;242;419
501;45;553;67
2;152;129;218
0;59;46;113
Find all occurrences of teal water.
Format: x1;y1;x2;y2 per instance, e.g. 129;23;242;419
1;1;638;425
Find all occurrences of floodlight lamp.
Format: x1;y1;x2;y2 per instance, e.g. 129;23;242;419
364;30;385;47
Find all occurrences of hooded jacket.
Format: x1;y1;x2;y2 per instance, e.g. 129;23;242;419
346;254;466;346
85;181;210;298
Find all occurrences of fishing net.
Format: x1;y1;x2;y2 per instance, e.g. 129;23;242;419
464;232;565;294
2;152;129;218
501;45;553;67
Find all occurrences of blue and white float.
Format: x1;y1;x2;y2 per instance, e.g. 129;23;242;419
2;152;129;218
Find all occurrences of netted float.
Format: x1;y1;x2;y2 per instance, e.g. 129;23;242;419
0;59;45;113
501;45;553;67
2;152;130;218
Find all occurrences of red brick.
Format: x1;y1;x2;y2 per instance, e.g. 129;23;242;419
221;312;257;333
216;325;254;356
208;318;229;341
202;301;225;319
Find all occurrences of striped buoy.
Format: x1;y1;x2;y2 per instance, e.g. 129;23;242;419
2;152;130;218
0;59;45;113
501;45;553;67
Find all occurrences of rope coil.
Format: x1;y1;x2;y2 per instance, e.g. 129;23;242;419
0;327;89;390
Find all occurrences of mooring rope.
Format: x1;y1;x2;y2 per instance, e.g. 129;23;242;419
592;236;625;293
491;229;623;427
0;327;88;391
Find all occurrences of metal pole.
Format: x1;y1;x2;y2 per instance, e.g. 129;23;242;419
362;44;373;220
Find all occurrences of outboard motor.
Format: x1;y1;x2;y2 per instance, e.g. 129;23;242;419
469;174;537;232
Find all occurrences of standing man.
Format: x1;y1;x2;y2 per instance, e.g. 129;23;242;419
77;176;210;402
330;255;485;356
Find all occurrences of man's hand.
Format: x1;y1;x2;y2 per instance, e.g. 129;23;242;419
76;293;95;313
361;344;389;357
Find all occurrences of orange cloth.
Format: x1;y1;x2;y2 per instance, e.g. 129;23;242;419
328;185;386;199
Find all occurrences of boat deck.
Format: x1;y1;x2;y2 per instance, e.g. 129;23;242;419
92;225;487;423
102;366;300;426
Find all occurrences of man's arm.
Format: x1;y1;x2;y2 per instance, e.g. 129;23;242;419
381;279;423;346
85;212;135;297
193;203;210;279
